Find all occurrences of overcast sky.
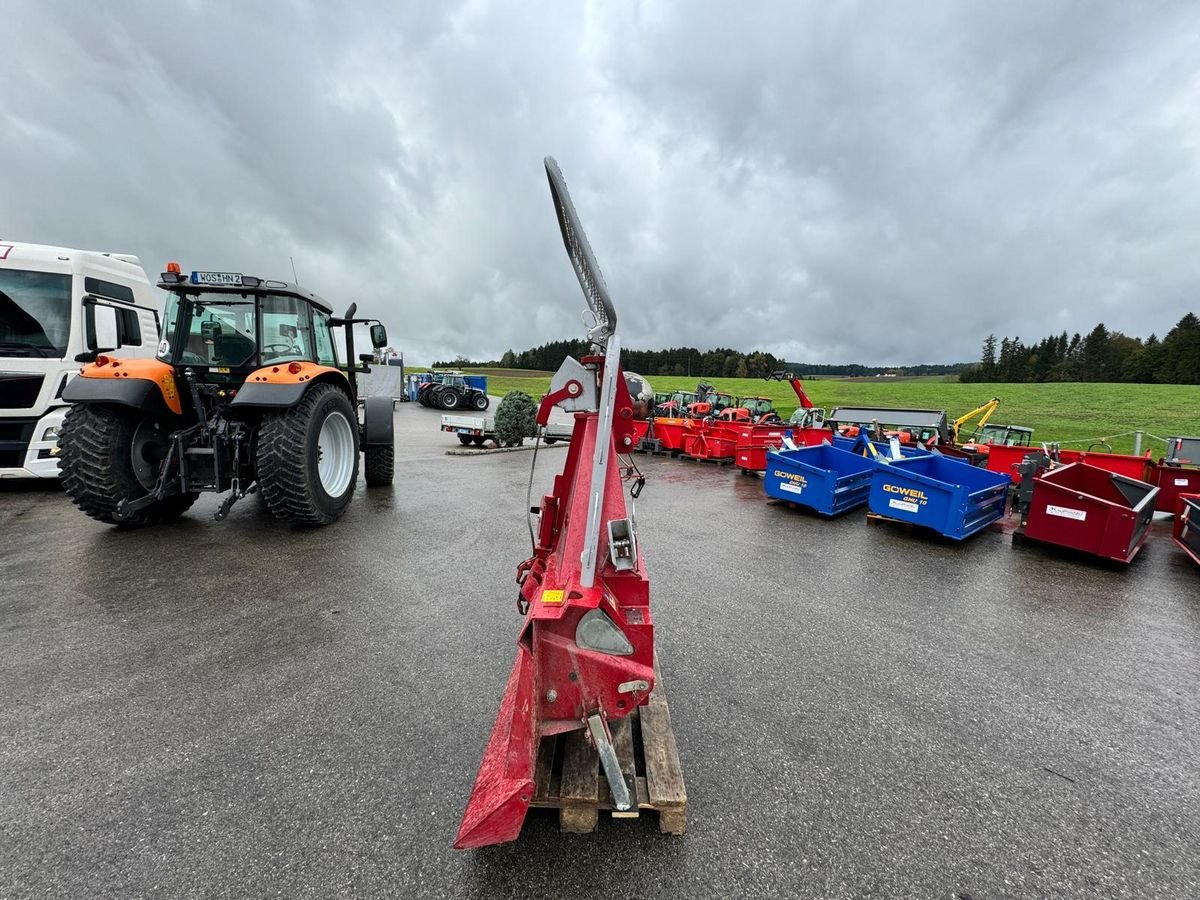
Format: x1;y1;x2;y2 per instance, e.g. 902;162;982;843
4;1;1200;365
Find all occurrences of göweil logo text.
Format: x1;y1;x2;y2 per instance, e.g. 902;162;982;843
882;484;929;502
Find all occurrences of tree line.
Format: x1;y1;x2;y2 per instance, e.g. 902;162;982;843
959;313;1200;384
434;341;967;379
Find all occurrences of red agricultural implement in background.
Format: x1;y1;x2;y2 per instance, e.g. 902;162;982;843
1175;494;1200;568
455;158;656;849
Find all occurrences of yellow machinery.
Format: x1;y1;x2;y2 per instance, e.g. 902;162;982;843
951;398;1000;443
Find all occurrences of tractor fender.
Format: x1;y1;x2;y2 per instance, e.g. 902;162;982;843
361;395;394;447
230;363;349;409
64;358;182;416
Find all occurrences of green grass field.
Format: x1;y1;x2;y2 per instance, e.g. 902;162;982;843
479;371;1198;455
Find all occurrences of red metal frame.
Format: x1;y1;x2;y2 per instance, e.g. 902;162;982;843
1174;493;1200;568
1022;462;1158;564
1149;464;1200;513
985;444;1153;484
454;359;654;849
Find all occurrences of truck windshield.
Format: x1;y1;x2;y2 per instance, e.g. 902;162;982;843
0;269;72;358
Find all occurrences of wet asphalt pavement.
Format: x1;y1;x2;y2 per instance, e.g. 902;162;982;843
1;401;1198;899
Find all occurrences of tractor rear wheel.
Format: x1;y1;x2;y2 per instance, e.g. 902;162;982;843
257;383;359;525
472;392;489;411
58;405;197;526
364;444;394;486
440;388;461;410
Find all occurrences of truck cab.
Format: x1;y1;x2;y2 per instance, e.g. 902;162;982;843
0;242;161;478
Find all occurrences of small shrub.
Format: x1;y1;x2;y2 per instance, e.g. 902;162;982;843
495;390;537;447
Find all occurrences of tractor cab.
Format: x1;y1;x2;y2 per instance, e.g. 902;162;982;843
719;395;778;424
970;423;1033;447
689;391;736;418
787;406;825;429
154;268;384;392
58;265;395;527
654;390;697;418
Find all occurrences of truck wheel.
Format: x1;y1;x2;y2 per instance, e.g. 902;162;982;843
457;433;474;446
257;383;359;525
472;392;489;411
364;444;394;486
440;389;461;411
58;405;197;526
471;436;486;446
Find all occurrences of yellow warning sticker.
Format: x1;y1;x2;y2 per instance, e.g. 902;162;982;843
541;590;564;605
216;367;230;373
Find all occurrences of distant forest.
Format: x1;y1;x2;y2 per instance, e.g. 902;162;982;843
959;313;1200;384
434;341;965;379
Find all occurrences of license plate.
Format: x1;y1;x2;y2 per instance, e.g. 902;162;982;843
191;271;244;286
457;428;471;434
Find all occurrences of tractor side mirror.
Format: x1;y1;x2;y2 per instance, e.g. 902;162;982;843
370;324;388;348
201;320;222;341
279;323;298;339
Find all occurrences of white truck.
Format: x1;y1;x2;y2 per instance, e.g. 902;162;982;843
0;241;163;478
441;412;573;447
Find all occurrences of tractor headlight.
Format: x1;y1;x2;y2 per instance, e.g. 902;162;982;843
575;609;634;656
41;425;61;441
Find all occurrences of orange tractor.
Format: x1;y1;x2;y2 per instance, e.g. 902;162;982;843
57;266;394;526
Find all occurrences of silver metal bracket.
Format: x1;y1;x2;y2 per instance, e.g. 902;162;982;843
586;712;632;811
607;517;637;572
548;356;598;413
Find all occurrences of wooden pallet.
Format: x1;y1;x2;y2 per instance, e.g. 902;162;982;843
529;653;687;835
865;511;917;530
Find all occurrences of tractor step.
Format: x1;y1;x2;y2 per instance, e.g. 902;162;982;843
529;653;686;836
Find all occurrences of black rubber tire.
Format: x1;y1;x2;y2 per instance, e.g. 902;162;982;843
58;405;197;527
256;383;359;526
440;388;461;411
457;433;474;446
472;392;489;411
544;437;558;445
471;436;486;446
364;444;394;486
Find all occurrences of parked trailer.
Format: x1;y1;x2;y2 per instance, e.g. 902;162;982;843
1174;494;1200;568
440;413;572;446
1018;462;1158;564
867;453;1010;540
764;442;876;516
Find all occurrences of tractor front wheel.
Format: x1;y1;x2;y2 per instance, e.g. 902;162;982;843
472;392;489;411
257;384;359;525
58;405;197;526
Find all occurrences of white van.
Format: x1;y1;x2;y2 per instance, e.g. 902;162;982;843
0;241;163;478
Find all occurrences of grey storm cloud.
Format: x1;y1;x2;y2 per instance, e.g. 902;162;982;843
3;0;1199;365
